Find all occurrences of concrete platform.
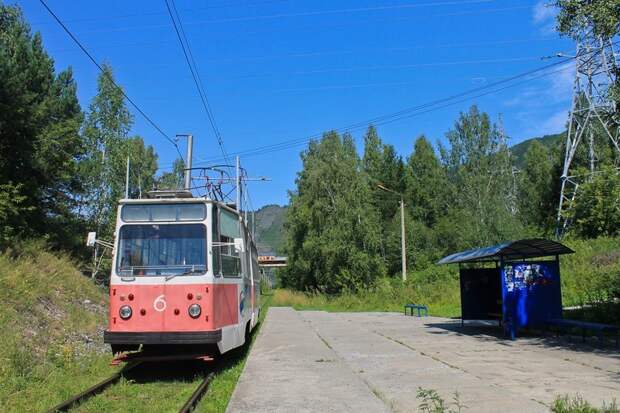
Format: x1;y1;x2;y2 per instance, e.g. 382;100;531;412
227;308;620;412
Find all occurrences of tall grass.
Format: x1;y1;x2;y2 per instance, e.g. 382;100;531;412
0;241;114;412
273;237;620;321
273;265;461;317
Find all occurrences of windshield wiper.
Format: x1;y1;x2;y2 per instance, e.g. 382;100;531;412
165;268;204;281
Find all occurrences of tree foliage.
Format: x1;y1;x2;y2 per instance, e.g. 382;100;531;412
438;106;525;249
79;65;158;238
282;131;386;293
573;166;620;237
0;4;83;248
555;0;620;39
518;140;555;230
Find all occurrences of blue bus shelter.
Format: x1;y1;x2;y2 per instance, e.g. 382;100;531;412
438;239;574;339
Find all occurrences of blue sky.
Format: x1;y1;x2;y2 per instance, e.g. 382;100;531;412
18;0;575;207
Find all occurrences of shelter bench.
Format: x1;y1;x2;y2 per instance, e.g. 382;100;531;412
404;303;428;317
546;318;619;348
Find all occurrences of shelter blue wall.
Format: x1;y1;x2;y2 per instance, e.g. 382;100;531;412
501;261;562;331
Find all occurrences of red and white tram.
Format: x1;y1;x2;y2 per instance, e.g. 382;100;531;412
103;194;260;357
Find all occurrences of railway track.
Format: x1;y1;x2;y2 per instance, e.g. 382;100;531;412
45;362;215;413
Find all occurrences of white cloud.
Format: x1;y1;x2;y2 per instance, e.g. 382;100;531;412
549;63;575;100
541;109;569;133
533;1;556;23
532;1;558;34
502;63;575;108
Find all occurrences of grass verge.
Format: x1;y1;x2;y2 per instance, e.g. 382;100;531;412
0;241;114;413
272;237;620;323
1;241;273;412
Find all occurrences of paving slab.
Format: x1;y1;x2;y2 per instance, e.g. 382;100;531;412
226;307;390;413
227;308;620;412
304;311;620;412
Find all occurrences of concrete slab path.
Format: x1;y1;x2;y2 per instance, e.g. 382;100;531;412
226;307;390;413
227;308;620;412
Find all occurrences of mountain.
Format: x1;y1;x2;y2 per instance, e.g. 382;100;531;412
510;132;564;167
250;204;287;255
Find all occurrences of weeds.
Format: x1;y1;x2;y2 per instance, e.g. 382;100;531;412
416;387;465;413
552;395;620;413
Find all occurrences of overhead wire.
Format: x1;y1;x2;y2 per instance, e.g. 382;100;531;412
37;0;185;162
62;3;534;36
164;0;231;165
167;57;579;167
175;41;618;167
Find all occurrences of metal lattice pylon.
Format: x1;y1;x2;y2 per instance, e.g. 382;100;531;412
555;31;620;238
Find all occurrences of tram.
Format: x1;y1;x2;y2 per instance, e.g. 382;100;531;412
102;192;260;357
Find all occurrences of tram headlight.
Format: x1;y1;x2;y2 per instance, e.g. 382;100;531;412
188;304;201;318
119;305;132;320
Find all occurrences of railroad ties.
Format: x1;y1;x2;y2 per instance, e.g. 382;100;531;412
45;362;216;413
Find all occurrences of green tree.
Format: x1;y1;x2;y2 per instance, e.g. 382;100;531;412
439;105;524;249
157;158;185;190
362;125;405;224
125;137;158;198
573;166;620;237
0;4;83;249
79;64;157;237
405;136;448;227
555;0;620;39
518;140;555;230
282;131;386;293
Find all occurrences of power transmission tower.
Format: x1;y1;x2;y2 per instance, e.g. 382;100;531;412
555;31;620;238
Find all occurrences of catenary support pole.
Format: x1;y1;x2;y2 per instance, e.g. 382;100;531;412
184;134;193;191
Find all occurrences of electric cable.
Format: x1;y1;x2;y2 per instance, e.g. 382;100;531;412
165;0;231;165
37;0;185;162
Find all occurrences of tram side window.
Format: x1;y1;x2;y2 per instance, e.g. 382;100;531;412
219;209;241;277
211;205;221;276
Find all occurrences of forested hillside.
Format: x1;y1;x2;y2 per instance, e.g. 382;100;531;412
251;204;287;255
511;133;564;168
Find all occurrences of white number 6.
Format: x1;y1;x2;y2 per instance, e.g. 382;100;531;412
153;295;167;312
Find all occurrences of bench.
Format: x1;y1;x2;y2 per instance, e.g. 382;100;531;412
404;303;428;317
546;318;619;348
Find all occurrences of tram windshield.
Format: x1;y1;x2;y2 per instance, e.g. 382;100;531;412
117;224;206;276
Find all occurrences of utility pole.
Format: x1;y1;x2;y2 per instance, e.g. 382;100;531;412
399;197;407;282
185;134;193;191
555;32;620;238
377;183;407;282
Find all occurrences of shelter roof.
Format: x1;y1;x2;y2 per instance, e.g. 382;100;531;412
437;239;574;265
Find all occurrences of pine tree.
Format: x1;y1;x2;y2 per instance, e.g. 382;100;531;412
0;4;83;248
